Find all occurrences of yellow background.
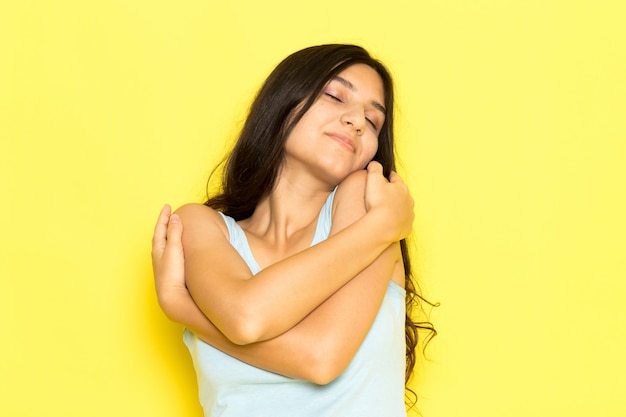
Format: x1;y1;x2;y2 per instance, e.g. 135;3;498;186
2;1;625;416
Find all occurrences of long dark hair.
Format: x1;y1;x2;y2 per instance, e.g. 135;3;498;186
204;44;436;404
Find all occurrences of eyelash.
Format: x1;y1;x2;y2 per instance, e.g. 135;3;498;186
325;92;342;102
325;93;378;131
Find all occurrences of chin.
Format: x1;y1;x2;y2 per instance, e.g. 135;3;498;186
325;167;361;187
315;157;367;186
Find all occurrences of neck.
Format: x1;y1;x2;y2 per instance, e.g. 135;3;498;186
240;166;335;245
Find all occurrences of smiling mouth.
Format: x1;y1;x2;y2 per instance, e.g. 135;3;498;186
327;133;356;152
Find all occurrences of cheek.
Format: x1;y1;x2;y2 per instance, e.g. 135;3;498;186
357;136;379;169
364;135;379;160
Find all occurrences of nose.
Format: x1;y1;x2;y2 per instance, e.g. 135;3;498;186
340;107;365;135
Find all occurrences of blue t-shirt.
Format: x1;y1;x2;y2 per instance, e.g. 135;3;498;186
184;190;407;416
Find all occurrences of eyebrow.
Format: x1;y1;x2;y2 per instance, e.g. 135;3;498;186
332;75;387;115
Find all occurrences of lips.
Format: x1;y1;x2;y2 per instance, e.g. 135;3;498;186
327;132;356;152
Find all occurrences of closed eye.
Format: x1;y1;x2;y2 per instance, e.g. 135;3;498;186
365;117;378;132
325;93;343;102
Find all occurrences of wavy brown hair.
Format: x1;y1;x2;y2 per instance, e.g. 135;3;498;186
204;44;436;405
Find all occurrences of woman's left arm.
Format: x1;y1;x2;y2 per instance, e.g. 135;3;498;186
152;171;404;384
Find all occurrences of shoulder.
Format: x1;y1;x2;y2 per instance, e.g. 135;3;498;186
331;170;368;230
174;202;223;224
174;203;229;244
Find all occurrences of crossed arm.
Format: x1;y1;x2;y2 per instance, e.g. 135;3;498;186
152;163;412;384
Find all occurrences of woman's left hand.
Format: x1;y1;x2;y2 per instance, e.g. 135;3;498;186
151;204;188;319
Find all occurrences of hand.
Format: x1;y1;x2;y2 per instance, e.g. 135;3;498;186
364;161;414;242
151;204;187;318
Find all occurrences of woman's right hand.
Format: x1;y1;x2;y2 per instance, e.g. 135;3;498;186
364;161;415;242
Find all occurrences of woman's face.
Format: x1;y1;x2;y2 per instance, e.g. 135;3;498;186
283;63;386;186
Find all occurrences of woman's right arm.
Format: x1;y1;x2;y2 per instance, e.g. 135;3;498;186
177;162;412;345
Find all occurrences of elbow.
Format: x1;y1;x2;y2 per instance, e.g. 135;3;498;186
303;345;350;385
209;294;285;345
307;366;342;386
307;360;347;386
224;327;261;346
220;305;267;346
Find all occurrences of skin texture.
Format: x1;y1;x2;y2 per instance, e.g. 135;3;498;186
152;64;414;383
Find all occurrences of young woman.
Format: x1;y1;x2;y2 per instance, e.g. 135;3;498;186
152;44;432;416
